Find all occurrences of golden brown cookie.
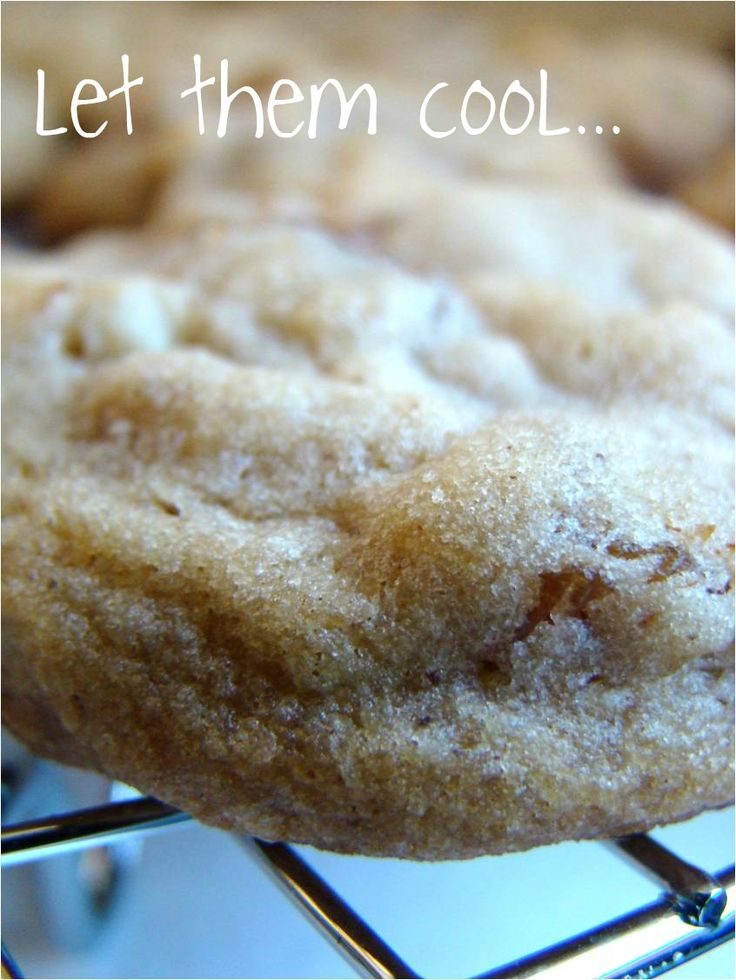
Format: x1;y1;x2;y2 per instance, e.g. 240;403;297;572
2;179;733;858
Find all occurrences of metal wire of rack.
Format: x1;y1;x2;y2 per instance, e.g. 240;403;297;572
1;795;734;979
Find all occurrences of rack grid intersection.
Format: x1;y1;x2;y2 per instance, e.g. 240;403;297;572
1;797;733;979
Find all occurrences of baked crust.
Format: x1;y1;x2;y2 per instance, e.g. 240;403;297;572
2;183;733;858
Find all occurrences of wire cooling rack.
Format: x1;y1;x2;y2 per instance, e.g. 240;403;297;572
1;792;734;979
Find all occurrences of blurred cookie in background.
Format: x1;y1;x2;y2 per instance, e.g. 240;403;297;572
1;69;55;205
2;1;733;238
1;0;312;225
678;146;735;231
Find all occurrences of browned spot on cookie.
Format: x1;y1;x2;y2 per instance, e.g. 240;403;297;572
606;540;695;583
638;610;659;628
153;498;181;517
478;656;512;692
515;567;613;642
693;524;716;542
63;328;86;359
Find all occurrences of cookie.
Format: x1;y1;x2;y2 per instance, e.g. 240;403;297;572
2;179;733;858
678;146;735;230
3;2;732;237
1;1;312;218
1;70;54;205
